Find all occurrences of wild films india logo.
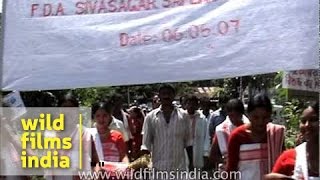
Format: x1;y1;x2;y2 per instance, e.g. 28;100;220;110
20;113;72;168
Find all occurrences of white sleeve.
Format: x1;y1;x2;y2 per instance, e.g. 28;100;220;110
118;122;130;142
203;118;210;157
141;113;153;151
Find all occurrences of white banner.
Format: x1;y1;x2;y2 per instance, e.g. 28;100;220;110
282;69;319;92
2;0;318;91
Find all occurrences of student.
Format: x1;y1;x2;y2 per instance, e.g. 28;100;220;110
110;94;131;142
91;101;129;163
266;102;319;180
226;94;285;180
127;106;145;161
185;95;210;170
210;98;249;169
199;97;214;122
141;84;193;172
92;98;130;143
152;95;161;110
208;95;228;144
89;100;129;145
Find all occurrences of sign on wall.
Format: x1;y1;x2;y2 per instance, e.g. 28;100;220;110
283;69;319;92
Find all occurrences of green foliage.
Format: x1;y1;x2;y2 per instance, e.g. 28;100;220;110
220;73;278;99
274;88;288;105
73;87;115;106
282;99;304;149
273;72;288;104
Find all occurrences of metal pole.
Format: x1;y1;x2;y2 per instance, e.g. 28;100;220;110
0;0;8;174
239;76;243;101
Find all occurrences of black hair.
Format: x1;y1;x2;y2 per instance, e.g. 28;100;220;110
185;95;199;104
310;101;319;116
92;100;113;117
247;93;272;113
57;92;79;107
159;84;176;95
130;106;145;119
226;98;245;114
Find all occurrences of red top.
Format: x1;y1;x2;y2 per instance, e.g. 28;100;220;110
102;130;127;162
226;124;267;172
272;149;296;176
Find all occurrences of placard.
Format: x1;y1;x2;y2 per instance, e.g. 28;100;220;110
283;69;319;92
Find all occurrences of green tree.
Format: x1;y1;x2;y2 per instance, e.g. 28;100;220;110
282;99;305;148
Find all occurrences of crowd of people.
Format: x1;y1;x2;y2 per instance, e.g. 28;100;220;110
0;84;319;180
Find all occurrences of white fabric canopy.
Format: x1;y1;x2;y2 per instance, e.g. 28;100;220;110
2;0;318;90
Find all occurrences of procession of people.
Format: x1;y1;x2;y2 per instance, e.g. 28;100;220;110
1;83;318;180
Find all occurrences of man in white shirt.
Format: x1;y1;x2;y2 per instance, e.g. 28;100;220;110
208;95;228;144
185;95;210;170
199;97;214;169
111;94;132;140
199;97;214;121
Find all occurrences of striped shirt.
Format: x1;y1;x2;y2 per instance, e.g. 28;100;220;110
102;130;127;162
141;106;193;171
